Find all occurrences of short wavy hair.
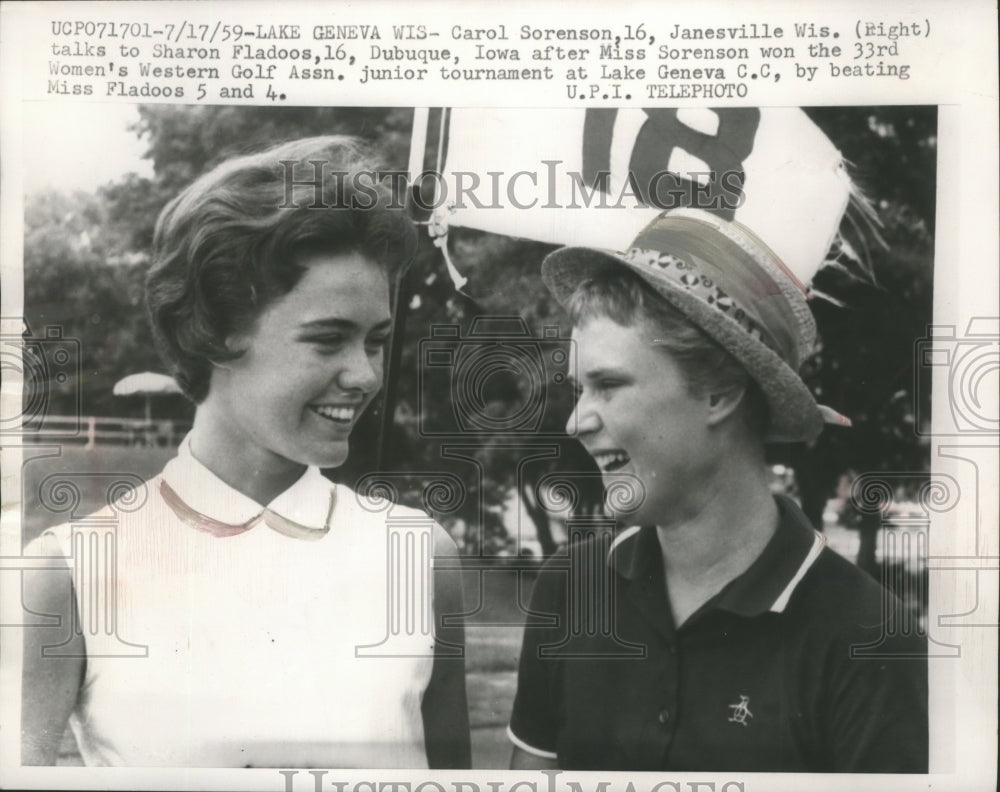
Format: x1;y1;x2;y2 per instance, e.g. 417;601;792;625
146;136;417;402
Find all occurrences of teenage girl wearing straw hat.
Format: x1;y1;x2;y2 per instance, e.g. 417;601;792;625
508;208;927;772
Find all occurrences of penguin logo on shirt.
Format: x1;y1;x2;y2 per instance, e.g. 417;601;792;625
727;695;753;726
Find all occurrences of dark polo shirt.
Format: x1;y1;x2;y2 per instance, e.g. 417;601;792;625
508;496;928;772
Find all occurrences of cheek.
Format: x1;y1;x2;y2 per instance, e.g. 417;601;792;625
231;360;312;416
251;346;321;385
628;420;691;470
614;397;665;445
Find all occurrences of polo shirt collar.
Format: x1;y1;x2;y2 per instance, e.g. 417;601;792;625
608;495;826;616
160;435;336;532
609;524;658;582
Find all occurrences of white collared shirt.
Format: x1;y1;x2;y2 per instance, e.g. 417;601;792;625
162;437;335;531
45;441;435;767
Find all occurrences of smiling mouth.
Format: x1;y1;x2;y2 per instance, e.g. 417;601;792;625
309;405;359;425
593;451;630;472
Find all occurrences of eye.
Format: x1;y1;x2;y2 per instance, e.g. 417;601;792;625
365;333;391;353
595;379;623;393
303;335;346;354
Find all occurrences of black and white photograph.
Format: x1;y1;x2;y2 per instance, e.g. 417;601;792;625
0;2;996;791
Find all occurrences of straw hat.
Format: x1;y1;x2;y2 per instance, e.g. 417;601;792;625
542;207;853;443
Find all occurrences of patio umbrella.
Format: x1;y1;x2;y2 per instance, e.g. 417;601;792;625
112;372;182;422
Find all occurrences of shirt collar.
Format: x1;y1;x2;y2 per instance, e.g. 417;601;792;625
160;435;337;532
608;495;826;616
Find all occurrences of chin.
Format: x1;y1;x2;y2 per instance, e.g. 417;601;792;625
298;442;350;470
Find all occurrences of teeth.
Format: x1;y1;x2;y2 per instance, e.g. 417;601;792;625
593;451;630;471
311;405;357;422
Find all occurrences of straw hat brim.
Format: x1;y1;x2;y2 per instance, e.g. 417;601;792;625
542;246;825;443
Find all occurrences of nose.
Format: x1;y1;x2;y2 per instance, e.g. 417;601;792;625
566;393;602;437
337;343;383;394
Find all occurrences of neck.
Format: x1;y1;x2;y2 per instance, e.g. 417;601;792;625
188;403;307;507
655;441;778;590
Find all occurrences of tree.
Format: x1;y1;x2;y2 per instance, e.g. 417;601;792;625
791;108;936;572
22;190;163;419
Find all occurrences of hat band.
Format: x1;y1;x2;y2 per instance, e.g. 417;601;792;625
624;222;801;368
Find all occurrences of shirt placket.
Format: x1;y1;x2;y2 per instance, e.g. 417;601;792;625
626;568;681;767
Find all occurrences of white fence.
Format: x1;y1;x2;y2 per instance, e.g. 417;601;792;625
21;415;191;448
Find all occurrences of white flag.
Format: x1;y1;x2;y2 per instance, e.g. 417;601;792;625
432;107;852;284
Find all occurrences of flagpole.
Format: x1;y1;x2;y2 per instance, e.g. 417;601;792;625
375;107;433;474
408;108;430;185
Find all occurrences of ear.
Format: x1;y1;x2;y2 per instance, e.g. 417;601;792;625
209;335;248;372
222;333;250;356
706;385;746;427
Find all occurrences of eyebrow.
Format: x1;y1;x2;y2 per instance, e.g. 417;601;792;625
570;367;631;385
298;318;393;333
566;366;627;385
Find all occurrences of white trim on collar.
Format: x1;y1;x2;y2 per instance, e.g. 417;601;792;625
160;435;335;530
607;525;642;561
507;725;558;760
769;530;827;613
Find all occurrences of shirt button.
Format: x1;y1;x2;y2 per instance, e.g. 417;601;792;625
658;709;670;725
